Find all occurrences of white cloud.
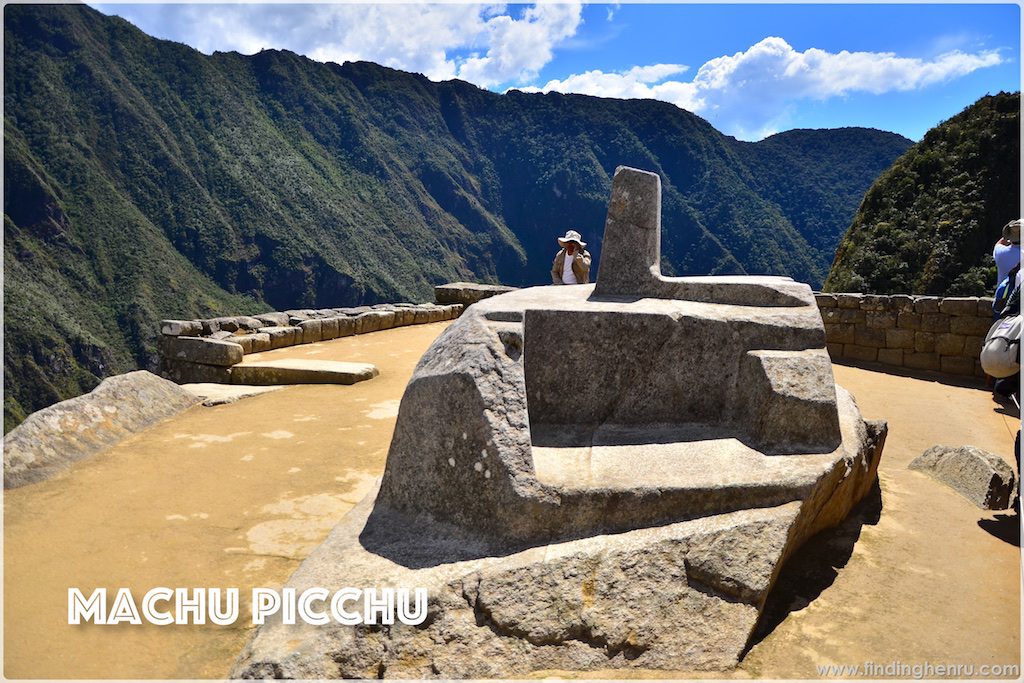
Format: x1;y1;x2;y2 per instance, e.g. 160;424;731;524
525;37;1004;140
456;4;583;87
520;63;693;103
96;3;582;87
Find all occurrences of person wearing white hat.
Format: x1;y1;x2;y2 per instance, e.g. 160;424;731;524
994;218;1021;286
551;230;592;285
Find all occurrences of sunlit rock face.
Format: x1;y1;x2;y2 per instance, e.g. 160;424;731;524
232;167;887;679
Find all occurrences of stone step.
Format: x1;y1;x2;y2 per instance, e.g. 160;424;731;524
228;359;378;386
531;423;837;491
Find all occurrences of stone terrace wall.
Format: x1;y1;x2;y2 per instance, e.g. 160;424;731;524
815;293;995;378
158;302;463;384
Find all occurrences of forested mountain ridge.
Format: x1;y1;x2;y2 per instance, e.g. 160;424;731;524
825;92;1020;295
4;3;911;430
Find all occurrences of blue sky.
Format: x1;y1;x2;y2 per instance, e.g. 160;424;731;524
90;3;1021;141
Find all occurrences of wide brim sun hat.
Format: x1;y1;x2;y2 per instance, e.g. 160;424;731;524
1002;219;1021;244
557;230;587;248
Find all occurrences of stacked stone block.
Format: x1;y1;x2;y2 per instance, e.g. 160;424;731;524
158;302;463;384
816;293;995;378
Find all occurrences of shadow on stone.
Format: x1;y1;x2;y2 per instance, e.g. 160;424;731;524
978;513;1021;547
529;423;838;459
357;505;513;569
743;479;884;655
831;358;986;390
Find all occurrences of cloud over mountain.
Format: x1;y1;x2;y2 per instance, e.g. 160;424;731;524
95;3;583;86
526;37;1004;139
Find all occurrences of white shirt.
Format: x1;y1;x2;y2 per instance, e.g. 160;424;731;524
561;251;577;284
994;241;1020;284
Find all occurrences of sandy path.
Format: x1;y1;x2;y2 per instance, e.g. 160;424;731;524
3;322;450;679
742;365;1020;678
4;323;1020;679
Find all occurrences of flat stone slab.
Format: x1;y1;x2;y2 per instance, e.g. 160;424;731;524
3;371;200;488
180;383;285;406
909;444;1017;510
229;359;378;386
435;282;517;307
231;484;805;678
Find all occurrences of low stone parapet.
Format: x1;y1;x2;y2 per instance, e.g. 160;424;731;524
158;302;462;384
816;293;996;378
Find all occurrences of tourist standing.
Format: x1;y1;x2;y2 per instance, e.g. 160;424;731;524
551;230;592;285
994;219;1021;286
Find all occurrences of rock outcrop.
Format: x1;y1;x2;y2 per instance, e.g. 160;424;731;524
909;444;1017;510
3;371;199;488
232;167;887;678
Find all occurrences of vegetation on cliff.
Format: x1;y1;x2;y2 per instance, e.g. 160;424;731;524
4;4;911;429
825;92;1020;296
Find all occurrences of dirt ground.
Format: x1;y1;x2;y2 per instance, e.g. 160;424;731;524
3;322;1020;679
3;322;451;679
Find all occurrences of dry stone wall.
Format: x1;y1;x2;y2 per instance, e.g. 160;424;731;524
816;293;996;378
158;303;463;384
157;289;995;383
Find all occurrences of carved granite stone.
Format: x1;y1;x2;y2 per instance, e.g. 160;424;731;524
232;166;887;678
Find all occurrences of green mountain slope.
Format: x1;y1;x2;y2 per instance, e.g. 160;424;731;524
4;4;911;430
825;92;1020;295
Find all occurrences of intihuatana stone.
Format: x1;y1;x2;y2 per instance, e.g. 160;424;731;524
910;445;1017;510
3;372;199;488
232;166;887;678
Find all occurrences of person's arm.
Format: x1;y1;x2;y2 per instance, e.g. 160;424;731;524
574;250;592;283
552;252;562;284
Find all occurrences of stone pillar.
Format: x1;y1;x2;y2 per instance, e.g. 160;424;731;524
593;166;662;296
